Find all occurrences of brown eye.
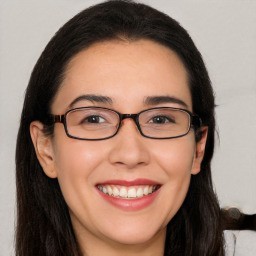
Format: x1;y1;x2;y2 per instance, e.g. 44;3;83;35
150;116;175;124
85;115;105;123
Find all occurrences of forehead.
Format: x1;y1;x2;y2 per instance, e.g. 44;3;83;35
52;39;192;113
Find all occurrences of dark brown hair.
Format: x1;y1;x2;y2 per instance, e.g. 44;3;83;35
16;1;224;255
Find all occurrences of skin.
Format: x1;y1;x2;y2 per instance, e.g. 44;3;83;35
30;39;208;256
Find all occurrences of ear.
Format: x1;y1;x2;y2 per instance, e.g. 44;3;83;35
191;127;208;175
30;121;57;178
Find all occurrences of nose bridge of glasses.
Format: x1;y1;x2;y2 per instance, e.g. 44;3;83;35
120;114;140;128
120;113;137;120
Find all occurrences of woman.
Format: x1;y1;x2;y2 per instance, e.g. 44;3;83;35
16;0;224;255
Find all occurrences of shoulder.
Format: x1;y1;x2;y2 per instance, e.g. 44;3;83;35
224;230;256;256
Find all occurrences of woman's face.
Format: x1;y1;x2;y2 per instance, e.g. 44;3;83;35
31;39;207;250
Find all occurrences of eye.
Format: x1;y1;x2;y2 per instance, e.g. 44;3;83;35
82;115;106;124
150;115;175;124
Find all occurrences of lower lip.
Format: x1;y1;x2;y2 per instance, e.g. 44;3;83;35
97;188;161;211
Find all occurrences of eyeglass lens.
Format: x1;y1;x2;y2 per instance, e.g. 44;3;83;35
65;107;190;140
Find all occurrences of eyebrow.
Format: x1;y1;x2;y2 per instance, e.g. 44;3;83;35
69;94;113;108
144;96;188;108
68;94;188;109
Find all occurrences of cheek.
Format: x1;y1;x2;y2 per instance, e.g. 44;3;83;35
152;135;196;177
150;136;196;220
52;127;105;199
54;141;101;176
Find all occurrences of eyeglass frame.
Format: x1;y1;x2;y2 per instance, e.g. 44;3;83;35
45;106;202;141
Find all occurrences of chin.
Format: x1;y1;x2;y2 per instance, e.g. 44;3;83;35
108;229;162;245
100;218;166;246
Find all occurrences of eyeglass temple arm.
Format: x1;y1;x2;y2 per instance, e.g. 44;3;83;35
54;115;64;123
44;114;64;125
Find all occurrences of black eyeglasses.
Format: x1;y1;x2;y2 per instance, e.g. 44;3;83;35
45;106;201;140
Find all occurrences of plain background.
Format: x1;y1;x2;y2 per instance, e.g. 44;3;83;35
0;0;255;255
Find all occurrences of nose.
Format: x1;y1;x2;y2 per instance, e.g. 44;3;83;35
108;119;150;169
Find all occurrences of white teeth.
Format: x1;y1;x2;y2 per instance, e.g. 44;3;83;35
98;184;159;198
136;188;143;198
120;187;128;197
127;188;137;198
143;186;149;195
106;185;113;196
112;187;119;197
102;186;107;194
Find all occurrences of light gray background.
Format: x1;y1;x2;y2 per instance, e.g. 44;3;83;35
0;0;255;255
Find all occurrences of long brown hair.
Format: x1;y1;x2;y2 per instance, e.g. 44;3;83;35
16;1;224;255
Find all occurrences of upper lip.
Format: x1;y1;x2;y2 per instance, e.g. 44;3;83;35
96;179;161;186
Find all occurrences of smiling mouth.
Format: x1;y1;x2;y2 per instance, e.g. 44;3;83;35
97;184;161;199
